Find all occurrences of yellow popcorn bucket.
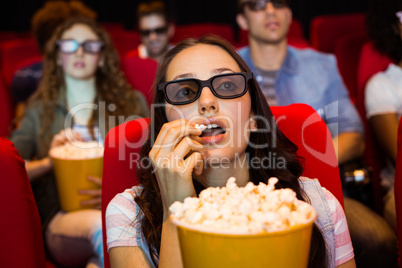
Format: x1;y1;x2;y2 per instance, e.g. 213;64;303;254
171;209;317;268
50;144;103;212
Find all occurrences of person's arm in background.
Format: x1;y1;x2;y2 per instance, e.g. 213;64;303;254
10;107;80;181
369;113;398;162
25;158;52;179
333;132;365;165
25;129;81;180
324;54;365;165
365;70;400;163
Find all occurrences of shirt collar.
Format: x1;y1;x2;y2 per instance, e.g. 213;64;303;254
242;46;298;75
280;46;298;75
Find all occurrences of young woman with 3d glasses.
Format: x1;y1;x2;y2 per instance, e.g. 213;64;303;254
10;16;149;267
106;35;356;268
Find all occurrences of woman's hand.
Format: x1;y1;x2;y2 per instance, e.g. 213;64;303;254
26;129;82;180
79;175;102;209
149;119;204;219
50;128;82;149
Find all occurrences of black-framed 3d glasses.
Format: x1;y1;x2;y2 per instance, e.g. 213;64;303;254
157;72;253;105
139;26;168;37
57;39;104;54
240;0;288;12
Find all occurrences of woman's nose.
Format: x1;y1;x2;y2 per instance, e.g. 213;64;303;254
198;87;219;114
75;45;84;57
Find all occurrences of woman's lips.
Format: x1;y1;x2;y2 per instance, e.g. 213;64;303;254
198;132;226;145
193;118;227;145
73;61;86;68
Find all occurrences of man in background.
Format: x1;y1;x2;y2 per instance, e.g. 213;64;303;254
126;1;174;62
236;0;397;267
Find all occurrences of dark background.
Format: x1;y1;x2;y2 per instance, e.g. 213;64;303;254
1;0;369;39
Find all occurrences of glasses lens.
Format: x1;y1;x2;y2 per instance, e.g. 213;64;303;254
140;29;151;36
154;27;168;34
165;80;199;104
59;40;78;53
244;0;287;11
140;27;167;36
272;0;288;8
212;74;246;97
83;41;103;53
397;11;402;23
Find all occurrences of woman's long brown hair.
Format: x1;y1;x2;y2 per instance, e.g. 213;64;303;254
135;35;327;267
29;16;148;146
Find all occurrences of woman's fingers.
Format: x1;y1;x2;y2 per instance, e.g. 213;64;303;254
50;128;83;149
184;152;204;176
151;137;204;172
80;197;101;207
173;136;204;159
79;187;101;208
87;175;102;186
150;120;202;159
79;188;101;196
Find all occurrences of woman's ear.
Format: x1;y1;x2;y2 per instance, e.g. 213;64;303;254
249;115;258;132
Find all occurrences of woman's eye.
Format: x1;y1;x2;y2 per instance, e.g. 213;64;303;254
175;86;197;99
217;81;237;91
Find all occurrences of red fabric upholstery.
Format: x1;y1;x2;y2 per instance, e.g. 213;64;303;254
101;22;125;33
108;31;141;59
396;117;402;268
310;13;366;53
0;31;20;42
356;42;394;213
121;56;158;105
0;38;40;86
334;31;369;103
0;73;14;137
172;23;235;45
0;138;46;268
272;104;343;207
101;103;342;267
14;55;42;71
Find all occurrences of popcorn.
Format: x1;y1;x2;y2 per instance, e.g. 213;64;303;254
194;124;207;131
169;177;315;233
49;141;104;160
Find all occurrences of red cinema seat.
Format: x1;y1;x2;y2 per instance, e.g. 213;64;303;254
101;103;343;268
0;138;55;268
356;41;394;213
310;13;366;53
334;31;370;103
172;23;235;44
101;22;125;33
0;38;41;87
395;117;402;268
109;31;141;59
0;31;20;42
121;56;158;105
0;73;14;137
